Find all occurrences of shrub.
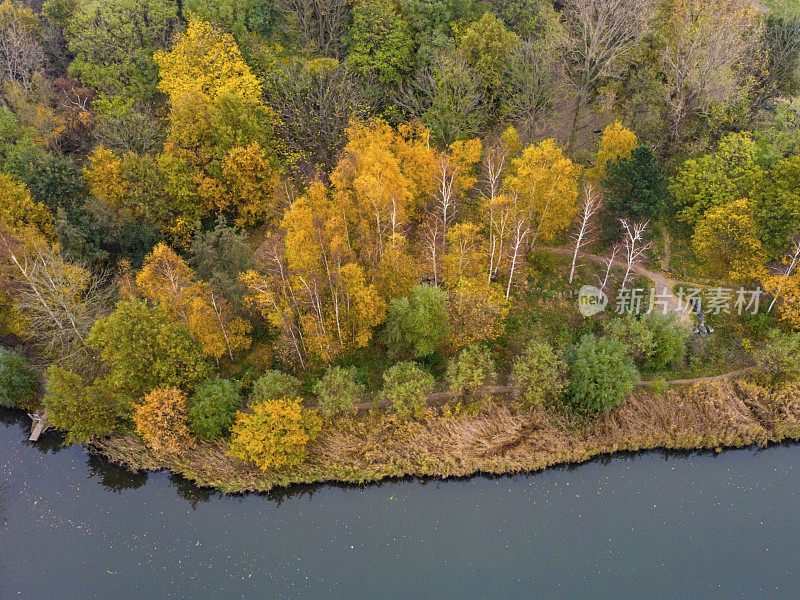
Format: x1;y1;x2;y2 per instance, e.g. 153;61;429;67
511;340;566;408
643;313;690;369
380;361;435;417
0;347;39;408
650;376;668;397
228;397;322;471
447;345;496;398
312;366;363;417
133;388;192;455
604;315;655;364
384;284;449;358
568;335;639;412
188;378;241;439
754;329;800;386
44;366;117;444
249;370;303;405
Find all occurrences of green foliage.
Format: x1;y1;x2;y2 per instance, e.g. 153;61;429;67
643;313;690;370
568;335;639;412
458;12;518;103
672;132;763;226
43;366;117;444
88;300;211;401
763;16;800;96
0;347;39;408
754;329;800;387
511;340;565;408
604;315;655;364
313;366;363;417
380;361;435;417
189;216;252;302
752;155;800;256
66;0;179;101
601;146;669;242
346;0;414;84
250;370;303;405
649;376;668;397
385;284;449;358
447;344;496;398
188;377;241;439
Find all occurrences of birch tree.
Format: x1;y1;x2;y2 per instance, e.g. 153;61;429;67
569;184;601;283
620;219;652;289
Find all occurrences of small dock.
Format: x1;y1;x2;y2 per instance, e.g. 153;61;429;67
28;410;49;442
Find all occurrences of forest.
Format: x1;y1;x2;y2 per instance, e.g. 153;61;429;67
1;0;800;485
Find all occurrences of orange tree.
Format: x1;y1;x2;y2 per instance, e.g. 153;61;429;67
228;397;321;471
133;387;192;455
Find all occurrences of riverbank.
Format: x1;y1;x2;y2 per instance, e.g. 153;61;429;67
90;376;800;493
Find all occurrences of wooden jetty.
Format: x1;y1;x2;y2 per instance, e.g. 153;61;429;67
28;410;49;442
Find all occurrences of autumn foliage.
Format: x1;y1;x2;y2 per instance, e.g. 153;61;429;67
133;387;192;455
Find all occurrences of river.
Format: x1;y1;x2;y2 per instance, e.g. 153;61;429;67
1;407;799;599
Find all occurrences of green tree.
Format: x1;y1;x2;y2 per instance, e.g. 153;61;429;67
249;370;303;405
189;216;253;302
754;328;800;387
601;146;669;242
604;315;655;364
188;377;241;439
380;361;434;417
458;12;519;107
643;312;689;369
568;335;638;412
447;344;496;399
313;366;363;417
511;340;565;408
88;300;211;401
43;366;117;444
346;0;414;84
66;0;179;101
752;155;800;257
0;347;39;408
384;284;450;358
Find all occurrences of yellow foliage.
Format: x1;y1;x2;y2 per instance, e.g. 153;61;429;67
442;222;488;284
133;387;192;455
588;122;638;181
0;173;53;238
763;274;800;330
220;142;281;226
155;17;261;103
228;397;322;471
447;278;509;352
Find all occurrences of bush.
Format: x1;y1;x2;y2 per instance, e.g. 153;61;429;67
188;378;241;439
133;388;192;455
313;366;363;417
604;315;655;364
228;397;322;471
754;329;800;386
447;345;496;398
384;284;449;358
568;335;639;412
44;366;117;444
380;361;435;417
511;340;566;408
249;370;303;405
650;376;668;397
0;347;39;408
643;313;690;369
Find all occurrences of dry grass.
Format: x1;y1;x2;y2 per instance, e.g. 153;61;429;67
91;379;800;493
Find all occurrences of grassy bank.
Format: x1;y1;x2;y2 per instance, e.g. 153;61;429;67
92;377;800;494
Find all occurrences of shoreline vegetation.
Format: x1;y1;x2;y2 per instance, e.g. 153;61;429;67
91;375;798;494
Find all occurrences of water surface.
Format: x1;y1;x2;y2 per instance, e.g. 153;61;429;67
1;408;798;599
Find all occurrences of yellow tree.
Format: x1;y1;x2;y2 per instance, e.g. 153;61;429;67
219;142;282;226
447;278;509;353
187;291;252;361
442;222;488;286
133;387;192;456
692;198;766;282
587;122;638;181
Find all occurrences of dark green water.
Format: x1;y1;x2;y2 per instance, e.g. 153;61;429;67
1;407;799;599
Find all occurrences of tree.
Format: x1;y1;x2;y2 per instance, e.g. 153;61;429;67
133;387;192;455
380;361;434;417
447;345;496;399
752;156;800;257
562;0;655;148
189;216;252;303
0;173;53;237
619;219;652;289
0;0;44;91
643;312;689;369
384;284;449;358
568;334;638;412
188;377;241;439
764;236;800;316
604;315;655;363
761;15;800;98
66;0;179;101
503;38;556;140
43;365;117;444
511;340;565;408
228;397;322;471
658;0;759;147
0;346;38;408
250;371;303;405
345;0;414;85
672;132;763;226
446;278;509;352
587;122;638;182
601;146;669;243
753;329;800;386
88;299;210;400
569;183;600;283
275;0;349;57
313;365;363;417
155;16;262;103
692;198;765;282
